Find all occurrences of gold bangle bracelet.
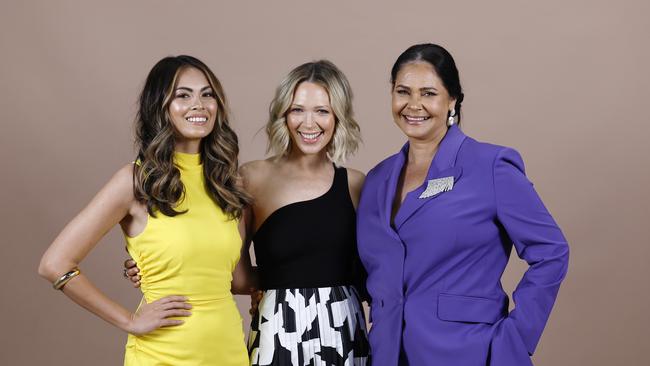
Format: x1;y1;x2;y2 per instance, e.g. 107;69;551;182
53;268;81;290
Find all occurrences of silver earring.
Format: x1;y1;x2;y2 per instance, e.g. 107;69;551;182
447;110;456;126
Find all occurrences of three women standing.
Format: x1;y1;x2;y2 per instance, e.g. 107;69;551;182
43;43;569;366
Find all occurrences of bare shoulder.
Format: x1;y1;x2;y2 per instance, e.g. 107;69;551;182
344;167;366;208
346;167;366;191
239;159;276;192
107;163;137;201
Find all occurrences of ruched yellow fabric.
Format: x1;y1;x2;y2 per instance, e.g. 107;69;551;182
124;152;248;366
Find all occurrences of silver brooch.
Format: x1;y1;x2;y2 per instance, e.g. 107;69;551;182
419;176;454;199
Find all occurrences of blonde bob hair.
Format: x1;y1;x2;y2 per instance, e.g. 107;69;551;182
266;60;361;164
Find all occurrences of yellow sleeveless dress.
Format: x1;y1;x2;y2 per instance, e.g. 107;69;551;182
123;152;248;366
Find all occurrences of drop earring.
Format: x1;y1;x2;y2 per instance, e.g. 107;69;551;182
447;110;456;126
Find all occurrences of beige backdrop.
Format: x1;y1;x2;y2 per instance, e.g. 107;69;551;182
1;1;648;365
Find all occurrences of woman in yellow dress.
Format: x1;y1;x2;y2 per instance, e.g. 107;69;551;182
38;55;251;365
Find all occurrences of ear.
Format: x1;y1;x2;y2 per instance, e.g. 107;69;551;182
448;98;457;113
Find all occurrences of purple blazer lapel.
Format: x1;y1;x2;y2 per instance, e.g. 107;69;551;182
393;125;468;230
377;144;407;231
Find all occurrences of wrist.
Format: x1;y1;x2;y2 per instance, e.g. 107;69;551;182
117;311;136;333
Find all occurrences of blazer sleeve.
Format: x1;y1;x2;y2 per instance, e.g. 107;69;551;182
492;147;570;356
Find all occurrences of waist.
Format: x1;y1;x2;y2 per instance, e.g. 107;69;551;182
259;268;354;290
142;289;234;305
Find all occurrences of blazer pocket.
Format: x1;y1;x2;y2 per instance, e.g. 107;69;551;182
437;293;507;324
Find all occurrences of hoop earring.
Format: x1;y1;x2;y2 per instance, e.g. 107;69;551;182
447;109;456;127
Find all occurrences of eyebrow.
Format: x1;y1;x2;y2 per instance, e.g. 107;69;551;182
395;84;438;92
290;104;330;109
175;86;212;92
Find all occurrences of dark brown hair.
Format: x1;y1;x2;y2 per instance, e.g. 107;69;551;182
134;55;250;219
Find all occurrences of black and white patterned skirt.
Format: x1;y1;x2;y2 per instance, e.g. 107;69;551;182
248;286;370;366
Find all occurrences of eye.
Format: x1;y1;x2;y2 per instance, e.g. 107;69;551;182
422;91;437;97
396;89;409;95
290;107;303;113
202;91;215;98
317;109;330;114
175;93;190;99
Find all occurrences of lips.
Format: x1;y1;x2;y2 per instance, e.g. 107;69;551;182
298;131;323;143
402;114;431;125
186;115;208;125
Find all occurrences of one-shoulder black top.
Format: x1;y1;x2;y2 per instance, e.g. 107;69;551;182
253;165;368;299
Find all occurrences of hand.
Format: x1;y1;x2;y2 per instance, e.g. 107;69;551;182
126;295;192;335
123;259;141;288
249;289;264;315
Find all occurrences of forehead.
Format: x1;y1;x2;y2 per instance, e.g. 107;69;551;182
292;81;331;105
395;61;444;87
175;67;210;87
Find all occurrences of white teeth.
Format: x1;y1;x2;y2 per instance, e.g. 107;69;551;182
404;115;429;121
187;117;208;122
299;132;321;139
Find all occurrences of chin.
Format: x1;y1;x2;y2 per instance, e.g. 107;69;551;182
296;145;327;156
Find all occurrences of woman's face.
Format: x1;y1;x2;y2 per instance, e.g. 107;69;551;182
286;81;336;157
168;67;218;151
391;61;456;142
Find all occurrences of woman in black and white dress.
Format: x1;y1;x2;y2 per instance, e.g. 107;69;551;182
239;60;369;366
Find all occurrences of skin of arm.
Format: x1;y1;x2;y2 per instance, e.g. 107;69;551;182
229;161;260;295
230;205;258;295
38;164;191;335
346;168;366;210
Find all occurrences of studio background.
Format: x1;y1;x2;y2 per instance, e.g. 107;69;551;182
1;1;648;365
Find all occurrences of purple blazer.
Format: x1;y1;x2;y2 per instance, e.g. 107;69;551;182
357;125;569;365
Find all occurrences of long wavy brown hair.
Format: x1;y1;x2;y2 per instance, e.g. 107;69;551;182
134;55;250;219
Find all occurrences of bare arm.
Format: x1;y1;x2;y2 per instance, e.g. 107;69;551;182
347;168;366;209
38;164;191;335
230;162;260;295
231;206;258;295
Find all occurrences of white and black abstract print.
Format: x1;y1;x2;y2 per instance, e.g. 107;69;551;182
248;286;370;366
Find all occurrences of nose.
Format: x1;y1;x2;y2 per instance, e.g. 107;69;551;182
303;112;317;127
407;94;422;111
191;95;205;110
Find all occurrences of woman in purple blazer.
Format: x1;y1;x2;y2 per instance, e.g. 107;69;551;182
356;43;569;365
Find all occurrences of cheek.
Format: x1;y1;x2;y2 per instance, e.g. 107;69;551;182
391;96;406;115
286;114;300;131
206;101;218;116
168;101;185;117
424;99;446;117
323;115;335;133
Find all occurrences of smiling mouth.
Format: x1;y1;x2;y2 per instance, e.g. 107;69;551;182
186;116;208;125
402;114;431;125
298;131;323;143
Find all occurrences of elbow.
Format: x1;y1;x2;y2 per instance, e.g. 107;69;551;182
230;282;251;295
38;255;58;281
38;254;76;282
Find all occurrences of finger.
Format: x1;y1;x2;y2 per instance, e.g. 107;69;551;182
127;268;140;276
161;301;192;310
124;259;137;268
132;281;141;288
160;319;185;327
130;275;141;283
163;309;192;318
158;295;189;303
